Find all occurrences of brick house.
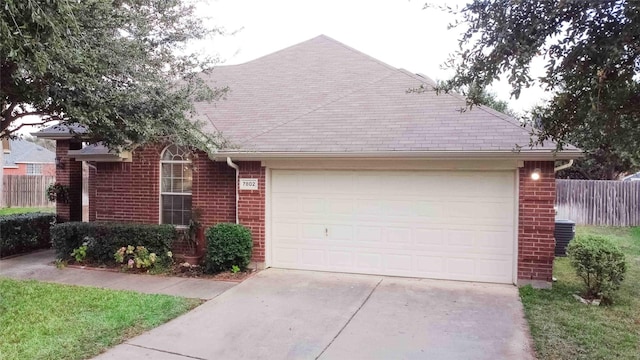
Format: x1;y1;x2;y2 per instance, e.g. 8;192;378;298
35;36;581;287
3;139;55;176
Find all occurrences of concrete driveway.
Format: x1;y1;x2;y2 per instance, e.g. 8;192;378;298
95;269;534;360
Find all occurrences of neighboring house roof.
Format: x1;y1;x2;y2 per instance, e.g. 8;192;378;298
3;139;55;167
34;35;581;159
622;172;640;181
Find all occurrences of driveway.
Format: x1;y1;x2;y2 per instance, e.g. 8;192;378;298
95;269;534;360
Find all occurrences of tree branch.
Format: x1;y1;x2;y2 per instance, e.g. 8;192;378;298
3;118;61;138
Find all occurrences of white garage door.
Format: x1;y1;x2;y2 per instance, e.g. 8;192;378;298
270;170;516;283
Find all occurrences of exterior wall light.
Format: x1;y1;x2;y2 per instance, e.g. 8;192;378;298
55;157;65;169
531;168;541;181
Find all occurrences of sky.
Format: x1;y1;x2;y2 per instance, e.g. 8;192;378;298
197;0;550;114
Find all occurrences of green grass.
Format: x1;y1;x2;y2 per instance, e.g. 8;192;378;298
520;226;640;360
0;278;200;360
0;207;55;215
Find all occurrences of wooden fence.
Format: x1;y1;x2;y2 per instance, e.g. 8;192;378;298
556;179;640;226
2;175;56;208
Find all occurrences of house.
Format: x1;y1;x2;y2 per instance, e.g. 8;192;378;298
34;35;581;287
3;139;56;176
622;172;640;181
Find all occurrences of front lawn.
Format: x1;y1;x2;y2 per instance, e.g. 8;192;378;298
0;207;55;216
520;226;640;360
0;278;200;360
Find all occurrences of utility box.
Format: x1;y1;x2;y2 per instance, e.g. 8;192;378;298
554;219;576;257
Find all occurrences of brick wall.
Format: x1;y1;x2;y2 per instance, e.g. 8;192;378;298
237;161;266;263
88;165;96;221
3;163;54;175
55;140;83;222
518;161;556;283
192;155;236;227
93;144;162;223
89;145;269;262
3;165;23;175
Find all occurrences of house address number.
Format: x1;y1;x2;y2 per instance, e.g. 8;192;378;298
239;178;259;190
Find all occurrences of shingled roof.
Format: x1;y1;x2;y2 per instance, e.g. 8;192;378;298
34;35;580;160
4;139;55;167
198;35;579;158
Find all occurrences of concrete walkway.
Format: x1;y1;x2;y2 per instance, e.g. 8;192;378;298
0;250;236;300
95;269;535;360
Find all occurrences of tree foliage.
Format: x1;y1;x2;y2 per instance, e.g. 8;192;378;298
433;0;640;179
1;0;226;150
440;80;518;117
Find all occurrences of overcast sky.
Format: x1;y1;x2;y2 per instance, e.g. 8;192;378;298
198;0;549;114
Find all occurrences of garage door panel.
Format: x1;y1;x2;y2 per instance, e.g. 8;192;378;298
301;224;324;241
272;221;298;240
273;247;298;264
356;253;383;271
328;251;354;268
386;254;413;272
271;170;516;283
300;249;325;267
355;227;383;242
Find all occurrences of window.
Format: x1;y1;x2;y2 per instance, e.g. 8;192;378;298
26;163;43;175
160;145;192;226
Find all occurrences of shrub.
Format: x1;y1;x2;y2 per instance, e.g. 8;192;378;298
114;245;162;271
0;212;57;258
567;234;627;304
51;222;175;264
204;223;253;273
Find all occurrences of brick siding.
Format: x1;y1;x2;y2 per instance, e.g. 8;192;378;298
237;161;266;263
55;140;83;222
86;144;266;262
518;161;556;283
78;141;556;280
93;144;162;223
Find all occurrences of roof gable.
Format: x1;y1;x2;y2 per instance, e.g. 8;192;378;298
197;35;573;156
4;139;55;167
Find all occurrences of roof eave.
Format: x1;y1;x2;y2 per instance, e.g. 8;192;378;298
67;149;132;162
31;132;86;140
212;150;584;161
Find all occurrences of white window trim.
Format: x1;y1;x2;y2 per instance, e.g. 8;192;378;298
159;145;193;226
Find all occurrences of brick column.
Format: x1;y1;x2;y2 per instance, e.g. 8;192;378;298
88;164;96;221
518;161;556;287
237;161;266;265
55;140;83;222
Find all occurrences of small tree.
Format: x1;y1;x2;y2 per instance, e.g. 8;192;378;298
567;234;627;304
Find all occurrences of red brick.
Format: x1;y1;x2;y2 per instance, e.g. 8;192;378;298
518;161;555;282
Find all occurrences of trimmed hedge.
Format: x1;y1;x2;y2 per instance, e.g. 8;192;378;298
0;212;57;258
567;234;627;304
205;223;253;273
51;222;176;263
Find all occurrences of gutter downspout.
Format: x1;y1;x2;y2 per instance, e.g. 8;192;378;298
226;157;240;224
554;159;574;173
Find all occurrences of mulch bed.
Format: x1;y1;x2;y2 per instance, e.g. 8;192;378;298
64;260;256;282
167;262;256;282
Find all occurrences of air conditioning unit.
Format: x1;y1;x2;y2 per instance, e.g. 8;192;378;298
554;219;576;257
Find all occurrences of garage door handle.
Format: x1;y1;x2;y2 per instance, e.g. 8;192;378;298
325;228;328;237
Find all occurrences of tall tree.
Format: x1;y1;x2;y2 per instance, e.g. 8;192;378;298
1;0;225;206
432;0;640;179
1;0;225;148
